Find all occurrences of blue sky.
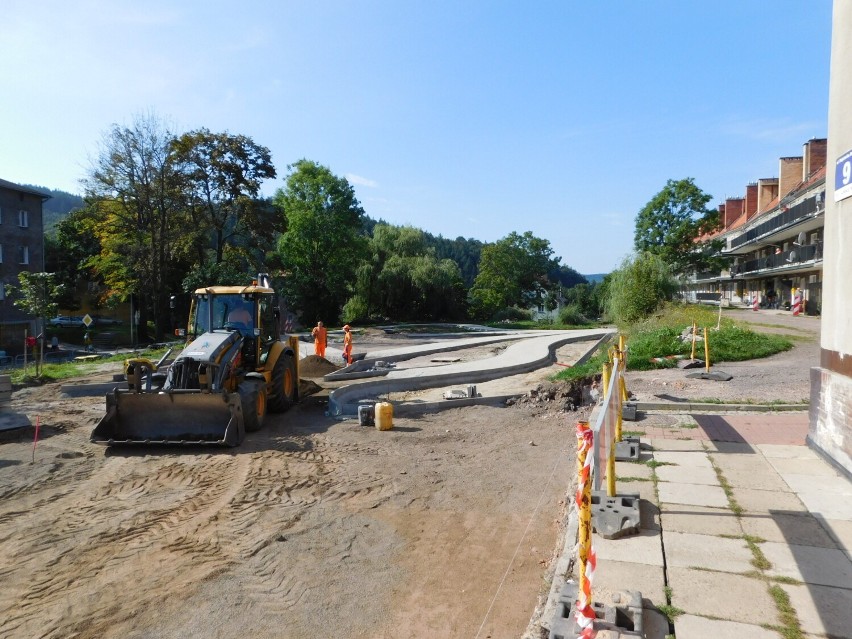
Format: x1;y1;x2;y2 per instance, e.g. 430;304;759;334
1;1;831;274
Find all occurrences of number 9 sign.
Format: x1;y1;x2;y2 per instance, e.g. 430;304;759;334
836;149;852;202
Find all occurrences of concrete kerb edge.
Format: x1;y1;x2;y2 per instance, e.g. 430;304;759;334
327;331;613;416
635;401;809;413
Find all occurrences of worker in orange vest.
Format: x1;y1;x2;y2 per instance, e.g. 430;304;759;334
342;324;353;365
311;321;328;358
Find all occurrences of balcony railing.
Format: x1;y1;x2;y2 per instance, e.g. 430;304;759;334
733;243;822;276
728;195;822;250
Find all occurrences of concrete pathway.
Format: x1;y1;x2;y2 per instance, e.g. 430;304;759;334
553;410;852;638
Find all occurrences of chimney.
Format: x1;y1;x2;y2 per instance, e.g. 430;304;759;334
745;183;758;219
803;138;827;179
779;156;804;198
757;178;779;213
724;198;744;228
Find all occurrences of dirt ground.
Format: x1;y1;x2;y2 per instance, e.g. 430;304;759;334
0;332;587;639
0;315;818;639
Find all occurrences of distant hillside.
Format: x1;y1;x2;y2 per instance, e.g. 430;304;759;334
583;273;607;283
23;185;84;232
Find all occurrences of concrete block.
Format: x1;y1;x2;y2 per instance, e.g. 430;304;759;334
614;438;640;461
592;491;641;539
678;358;705;369
685;370;734;381
0;375;11;391
548;582;643;639
621;403;637;421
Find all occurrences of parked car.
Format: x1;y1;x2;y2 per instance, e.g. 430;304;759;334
91;315;123;325
48;316;85;327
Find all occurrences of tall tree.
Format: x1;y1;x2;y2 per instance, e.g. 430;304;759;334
273;160;367;323
345;224;466;321
83;113;190;340
634;178;724;273
45;208;102;310
469;231;560;319
170;129;278;268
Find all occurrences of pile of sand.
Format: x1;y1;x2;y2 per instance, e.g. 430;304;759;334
299;354;340;378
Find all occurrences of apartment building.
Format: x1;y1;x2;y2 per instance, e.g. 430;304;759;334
686;138;826;315
0;178;49;354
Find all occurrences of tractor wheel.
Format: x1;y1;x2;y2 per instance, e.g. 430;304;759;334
239;381;267;433
268;351;297;413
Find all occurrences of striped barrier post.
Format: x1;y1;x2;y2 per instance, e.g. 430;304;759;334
752;295;759;312
792;290;802;316
575;421;596;637
690;321;697;360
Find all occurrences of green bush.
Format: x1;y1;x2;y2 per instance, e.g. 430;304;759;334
605;252;679;324
558;303;589;326
492;306;532;322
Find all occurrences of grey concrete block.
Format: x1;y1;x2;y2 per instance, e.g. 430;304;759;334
615;437;640;461
685;370;734;381
548;582;644;638
621;403;638;421
592;491;641;539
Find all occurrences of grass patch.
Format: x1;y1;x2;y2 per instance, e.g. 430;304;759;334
551;347;608;383
616;476;649;483
8;346;172;386
645;459;676;468
768;585;804;639
656;604;685;623
705;450;744;516
617;303;793;371
744;535;772;570
678;421;698;429
622;430;644;437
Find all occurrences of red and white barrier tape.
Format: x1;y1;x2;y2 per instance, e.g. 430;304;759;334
575;422;597;637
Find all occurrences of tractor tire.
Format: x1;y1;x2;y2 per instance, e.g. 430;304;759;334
239;381;267;433
268;351;297;413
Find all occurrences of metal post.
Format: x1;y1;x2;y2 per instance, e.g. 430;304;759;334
602;361;616;498
615;357;623;444
704;327;710;373
691;321;697;360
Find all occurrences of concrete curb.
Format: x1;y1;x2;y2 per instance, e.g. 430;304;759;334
635;401;809;413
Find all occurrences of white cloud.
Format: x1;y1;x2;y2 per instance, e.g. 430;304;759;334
346;174;378;188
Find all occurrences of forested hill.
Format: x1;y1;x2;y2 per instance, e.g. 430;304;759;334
24;185;84;232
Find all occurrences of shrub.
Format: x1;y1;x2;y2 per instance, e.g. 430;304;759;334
558;303;589;326
605;252;679;325
492;306;532;322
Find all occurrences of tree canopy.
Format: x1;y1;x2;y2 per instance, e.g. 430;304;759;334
634;178;723;273
468;231;560;319
273;160;367;324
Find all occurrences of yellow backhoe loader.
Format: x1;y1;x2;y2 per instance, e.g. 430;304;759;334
91;274;299;446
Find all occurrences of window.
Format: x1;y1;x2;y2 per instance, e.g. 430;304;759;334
19;245;28;265
0;244;3;263
18;210;28;228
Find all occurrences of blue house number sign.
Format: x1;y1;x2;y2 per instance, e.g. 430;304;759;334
836;149;852;202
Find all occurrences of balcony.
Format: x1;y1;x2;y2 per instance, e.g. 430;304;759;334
734;243;822;276
728;194;822;251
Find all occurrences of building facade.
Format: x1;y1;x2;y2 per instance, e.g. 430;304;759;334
810;0;852;475
0;178;49;355
685;138;826;316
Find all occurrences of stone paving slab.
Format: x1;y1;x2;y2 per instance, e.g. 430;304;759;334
790;489;852;521
705;441;760;454
659;503;741;537
691;413;809;445
757;443;821;459
731;486;807;514
668;567;778;626
663;531;754;573
592;529;664;566
765;456;841;477
739;512;840;549
761;542;852;588
657;482;729;509
780;583;852;639
674;614;783;639
780;472;852;497
651;451;712;467
615;460;653;480
581;559;666;604
708;452;778;472
816;516;852;551
655;463;719;486
644;437;706;452
718;465;791;492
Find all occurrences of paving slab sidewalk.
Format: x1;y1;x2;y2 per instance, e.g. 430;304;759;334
574;410;852;639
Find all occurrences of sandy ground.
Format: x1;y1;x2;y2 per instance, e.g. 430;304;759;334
0;332;588;639
0;316;818;639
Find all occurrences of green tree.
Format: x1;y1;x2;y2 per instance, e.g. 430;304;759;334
83;113;192;340
170;129;278;267
8;272;64;376
345;224;466;321
469;231;560;319
273;160;367;323
605;252;679;324
634;178;724;273
45;208;103;311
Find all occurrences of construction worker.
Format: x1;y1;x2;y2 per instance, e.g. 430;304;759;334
311;321;328;358
342;324;353;365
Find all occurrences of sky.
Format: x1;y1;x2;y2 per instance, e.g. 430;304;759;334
0;1;832;274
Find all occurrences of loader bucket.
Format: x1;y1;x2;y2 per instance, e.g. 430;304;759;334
91;389;245;446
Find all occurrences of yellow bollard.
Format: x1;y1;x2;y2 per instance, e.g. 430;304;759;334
704;327;710;373
576;421;593;609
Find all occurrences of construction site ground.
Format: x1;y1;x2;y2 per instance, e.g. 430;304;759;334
0;328;591;639
0;312;822;639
